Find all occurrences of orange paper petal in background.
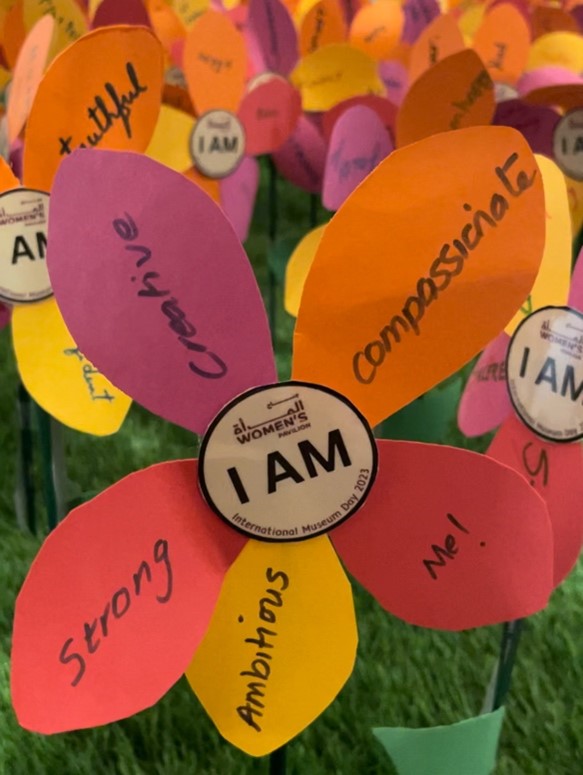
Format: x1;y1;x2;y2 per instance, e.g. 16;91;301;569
146;0;186;56
183;10;247;115
2;0;26;69
183;164;221;202
298;0;346;57
292;126;545;427
23;25;164;191
396;49;495;147
349;0;403;61
0;155;20;190
408;13;465;85
23;0;88;58
472;3;531;86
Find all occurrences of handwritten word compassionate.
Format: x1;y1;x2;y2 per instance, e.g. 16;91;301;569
58;63;148;157
353;153;536;385
237;568;289;732
449;69;493;130
59;538;173;687
63;347;115;402
112;213;228;379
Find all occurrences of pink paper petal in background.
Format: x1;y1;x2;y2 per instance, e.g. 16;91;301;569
458;331;512;438
489;416;583;586
517;66;583;97
0;302;11;330
379;60;409;105
170;39;184;69
322;95;397;143
238;79;302;155
219;155;259;242
323;105;392;210
9;142;23;181
493;99;560;157
338;0;361;26
92;0;151;28
568;248;583;312
247;0;298;76
401;0;440;45
331;439;553;630
272;115;326;193
48;150;276;435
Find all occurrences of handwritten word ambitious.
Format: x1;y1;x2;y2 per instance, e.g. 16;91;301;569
237;567;289;732
353;153;537;385
59;538;173;687
423;513;483;580
58;63;148;157
63;347;115;402
112;213;227;379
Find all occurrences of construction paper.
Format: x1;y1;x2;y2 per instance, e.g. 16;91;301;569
518;66;583;97
395;50;495;148
298;0;346;57
186;536;357;756
349;0;403;60
163;81;195;115
337;0;364;26
23;0;87;57
565;175;583;235
401;0;439;45
374;708;506;775
219;155;259;242
171;0;208;29
48;150;276;435
323;105;392;211
322;95;397;143
291;43;384;112
473;3;530;87
247;0;298;76
146;0;186;54
183;164;221;202
92;0;152;28
284;225;326;315
183;10;246;115
489;415;583;586
532;7;578;39
331;439;553;629
6;15;54;144
568;247;583;311
0;302;10;328
272;115;326;193
0;156;21;191
506;155;571;336
526;32;583;73
493;100;559;157
23;25;164;192
379;59;409;105
293;127;545;427
12;299;131;435
146;104;194;172
524;83;583;114
408;13;464;85
2;0;27;71
458;331;512;437
238;79;302;155
12;460;246;733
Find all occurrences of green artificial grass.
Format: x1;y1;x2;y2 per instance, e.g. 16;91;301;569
0;166;582;774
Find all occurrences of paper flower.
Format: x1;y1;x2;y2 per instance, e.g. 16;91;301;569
13;125;554;756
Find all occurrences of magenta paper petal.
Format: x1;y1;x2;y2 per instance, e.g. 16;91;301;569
48;150;276;435
272;115;326;194
401;0;440;44
247;0;298;76
92;0;152;28
322;95;398;143
238;79;302;155
323;105;393;211
331;439;553;630
219;156;259;242
517;67;583;97
489;415;583;586
0;302;10;329
568;248;583;312
11;460;246;733
572;5;583;32
458;332;514;437
493;99;559;157
379;60;409;105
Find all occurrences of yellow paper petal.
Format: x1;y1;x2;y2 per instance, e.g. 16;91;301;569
12;299;131;435
146;104;194;172
23;0;88;58
526;32;583;73
291;43;384;112
458;1;485;41
505;155;571;335
171;0;208;28
565;174;583;237
284;225;326;317
186;536;357;756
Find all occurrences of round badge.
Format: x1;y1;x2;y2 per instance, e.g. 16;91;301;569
506;306;583;443
190;110;245;179
199;381;378;542
0;188;52;305
553;109;583;181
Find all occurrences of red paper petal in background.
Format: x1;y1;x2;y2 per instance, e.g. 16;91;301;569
272;115;326;193
220;155;260;242
322;95;397;143
458;331;512;438
92;0;152;28
12;460;246;733
488;416;583;586
48;150;276;435
247;0;299;76
331;439;553;630
238;79;302;155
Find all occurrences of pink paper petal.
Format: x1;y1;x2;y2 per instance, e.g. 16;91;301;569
219;155;259;242
247;0;299;76
568;248;583;312
92;0;151;28
517;66;583;97
401;0;440;45
47;150;276;435
322;94;398;143
493;99;560;157
272;115;326;193
238;79;302;155
489;415;583;586
0;302;10;329
331;439;553;630
379;60;409;105
11;460;246;733
458;332;513;437
323;105;393;211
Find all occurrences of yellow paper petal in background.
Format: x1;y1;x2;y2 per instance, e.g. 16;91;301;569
505;155;571;335
565;174;583;236
186;536;358;756
526;32;583;73
457;1;485;42
12;299;131;435
171;0;208;28
146;104;195;171
284;224;326;317
291;43;384;112
23;0;88;58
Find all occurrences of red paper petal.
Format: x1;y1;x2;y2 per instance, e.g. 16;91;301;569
238;79;302;155
272;115;326;193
